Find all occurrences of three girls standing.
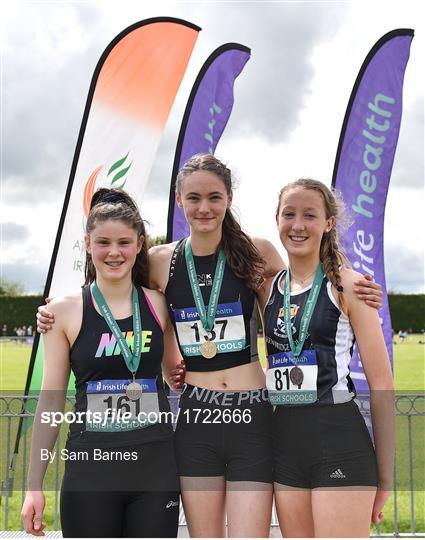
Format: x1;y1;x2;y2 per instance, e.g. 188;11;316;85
30;154;390;538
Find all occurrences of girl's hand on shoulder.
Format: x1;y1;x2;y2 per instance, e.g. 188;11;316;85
354;274;382;309
339;268;376;317
36;299;54;334
21;491;46;536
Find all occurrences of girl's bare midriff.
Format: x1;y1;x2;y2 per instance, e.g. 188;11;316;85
185;359;266;391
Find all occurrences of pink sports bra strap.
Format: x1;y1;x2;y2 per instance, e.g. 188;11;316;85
143;290;164;332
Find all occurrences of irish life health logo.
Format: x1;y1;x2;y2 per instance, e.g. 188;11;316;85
71;153;133;273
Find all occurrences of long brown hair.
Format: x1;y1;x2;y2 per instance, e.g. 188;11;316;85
176;154;265;290
276;178;350;311
84;188;149;287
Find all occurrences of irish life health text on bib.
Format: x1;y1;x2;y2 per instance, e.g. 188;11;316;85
86;378;160;432
266;350;318;405
174;301;246;356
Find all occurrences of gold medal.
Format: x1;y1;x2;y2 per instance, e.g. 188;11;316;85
126;381;143;400
199;340;217;359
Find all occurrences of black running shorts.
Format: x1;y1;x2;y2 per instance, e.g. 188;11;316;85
175;384;273;484
273;400;378;489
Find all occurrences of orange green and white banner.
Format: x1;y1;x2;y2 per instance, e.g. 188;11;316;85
19;18;199;407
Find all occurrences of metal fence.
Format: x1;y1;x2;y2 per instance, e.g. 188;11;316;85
1;394;424;537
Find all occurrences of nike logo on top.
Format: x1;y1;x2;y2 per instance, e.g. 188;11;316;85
330;468;346;479
197;273;213;287
95;330;153;358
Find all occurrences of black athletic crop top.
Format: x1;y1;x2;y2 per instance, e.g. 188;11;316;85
165;238;259;372
264;270;356;405
68;286;172;447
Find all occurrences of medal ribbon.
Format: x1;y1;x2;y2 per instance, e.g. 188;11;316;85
184;239;226;335
283;264;324;358
91;282;142;377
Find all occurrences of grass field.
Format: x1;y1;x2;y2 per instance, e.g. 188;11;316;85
0;337;424;533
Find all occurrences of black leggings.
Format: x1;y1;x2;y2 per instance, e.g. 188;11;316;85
60;489;180;537
60;438;180;537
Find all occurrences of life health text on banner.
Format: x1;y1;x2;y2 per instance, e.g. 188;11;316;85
332;29;414;391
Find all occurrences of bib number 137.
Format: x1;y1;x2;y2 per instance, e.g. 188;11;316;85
190;319;227;342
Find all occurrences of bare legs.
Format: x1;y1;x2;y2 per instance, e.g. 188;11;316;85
180;477;272;537
275;484;376;538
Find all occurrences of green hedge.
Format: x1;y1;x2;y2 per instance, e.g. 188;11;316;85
257;294;425;333
388;294;425;333
1;294;424;334
0;296;43;333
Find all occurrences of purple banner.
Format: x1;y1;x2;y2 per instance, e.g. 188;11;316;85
167;44;250;241
332;29;414;391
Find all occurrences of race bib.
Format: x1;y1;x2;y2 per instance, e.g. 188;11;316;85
266;350;318;406
86;378;160;432
174;301;246;357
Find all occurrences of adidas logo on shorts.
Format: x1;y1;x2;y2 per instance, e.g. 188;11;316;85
330;468;346;479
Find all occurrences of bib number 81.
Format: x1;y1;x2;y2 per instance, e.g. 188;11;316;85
274;368;302;391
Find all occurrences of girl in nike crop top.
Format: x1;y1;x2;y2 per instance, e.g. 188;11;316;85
22;189;181;538
165;237;259;372
148;154;285;538
68;283;171;446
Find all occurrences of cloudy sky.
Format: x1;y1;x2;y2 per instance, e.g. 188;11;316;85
2;0;424;294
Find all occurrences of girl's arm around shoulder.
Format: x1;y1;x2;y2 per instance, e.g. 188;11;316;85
341;264;395;366
251;237;286;278
337;268;393;388
251;237;285;311
44;291;81;318
148;242;177;291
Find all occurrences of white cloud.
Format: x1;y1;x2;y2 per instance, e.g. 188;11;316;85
1;1;423;294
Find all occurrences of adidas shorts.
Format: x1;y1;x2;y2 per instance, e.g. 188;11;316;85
175;384;273;484
273;400;378;489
